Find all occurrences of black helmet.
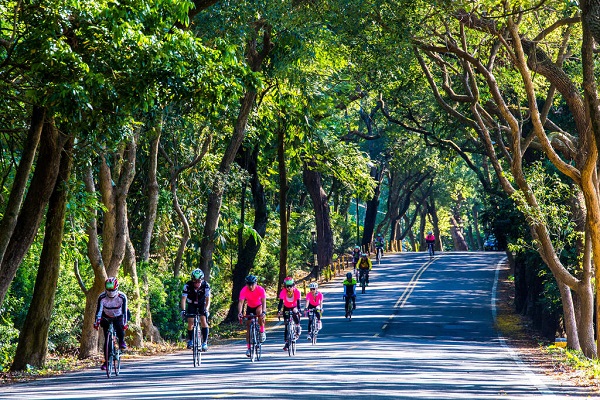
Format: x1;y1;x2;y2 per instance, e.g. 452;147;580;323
346;272;352;280
245;275;258;284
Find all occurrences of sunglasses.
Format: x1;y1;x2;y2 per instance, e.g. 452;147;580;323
106;288;116;292
285;285;293;288
246;282;256;286
310;288;316;290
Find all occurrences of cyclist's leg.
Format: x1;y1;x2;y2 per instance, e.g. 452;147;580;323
100;319;109;368
114;318;126;349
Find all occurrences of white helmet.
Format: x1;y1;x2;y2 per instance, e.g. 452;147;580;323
309;282;318;289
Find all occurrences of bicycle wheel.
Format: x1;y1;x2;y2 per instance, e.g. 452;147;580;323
254;325;262;361
114;345;121;376
249;323;257;362
346;300;353;320
193;319;201;367
105;331;113;378
360;273;366;294
287;322;293;356
376;249;381;264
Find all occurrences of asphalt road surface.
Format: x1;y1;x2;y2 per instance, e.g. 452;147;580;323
1;252;594;399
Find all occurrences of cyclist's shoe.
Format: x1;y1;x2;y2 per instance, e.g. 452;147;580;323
344;312;348;318
317;321;322;330
201;342;208;352
294;325;301;339
283;342;289;351
100;362;107;371
187;340;193;349
119;340;127;350
353;305;356;310
246;348;251;357
260;332;266;343
307;335;312;340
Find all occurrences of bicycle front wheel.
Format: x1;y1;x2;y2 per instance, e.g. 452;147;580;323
105;332;113;378
114;347;121;376
254;325;262;361
249;324;257;362
193;321;201;367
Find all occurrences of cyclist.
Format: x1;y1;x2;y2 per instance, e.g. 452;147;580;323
238;275;267;357
304;282;323;339
425;231;436;255
94;277;128;371
351;245;361;267
277;276;302;351
374;233;385;257
342;272;357;315
180;268;211;351
356;252;372;286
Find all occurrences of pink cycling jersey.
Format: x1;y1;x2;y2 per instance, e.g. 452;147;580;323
279;287;301;308
305;291;323;307
239;285;267;308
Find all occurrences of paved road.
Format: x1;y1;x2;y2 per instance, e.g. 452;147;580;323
1;252;593;399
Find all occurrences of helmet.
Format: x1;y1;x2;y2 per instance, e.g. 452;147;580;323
191;268;204;281
309;282;318;289
346;272;353;280
105;277;119;298
377;233;382;237
361;253;367;257
428;231;433;235
245;275;258;284
354;245;360;249
284;276;294;287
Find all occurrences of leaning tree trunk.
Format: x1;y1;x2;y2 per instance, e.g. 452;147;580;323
302;161;334;271
362;166;383;248
0;116;67;307
0;106;44;281
198;22;272;280
11;136;73;371
277;122;289;291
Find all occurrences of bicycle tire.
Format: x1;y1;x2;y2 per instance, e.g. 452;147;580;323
347;299;353;320
291;338;296;355
287;320;294;357
376;248;381;264
255;324;262;361
105;330;113;378
250;321;257;362
360;273;366;294
114;345;121;376
193;317;201;367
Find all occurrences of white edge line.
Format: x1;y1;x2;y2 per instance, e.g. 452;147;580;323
493;257;559;398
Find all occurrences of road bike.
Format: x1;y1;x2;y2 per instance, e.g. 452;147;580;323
344;295;354;320
243;313;262;362
104;320;121;378
376;247;383;264
190;312;204;367
281;310;298;356
306;308;320;345
427;242;434;259
358;269;368;294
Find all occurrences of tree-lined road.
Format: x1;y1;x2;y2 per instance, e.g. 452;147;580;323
1;252;592;399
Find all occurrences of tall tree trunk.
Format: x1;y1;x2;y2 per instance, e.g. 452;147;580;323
0;106;44;277
199;25;272;279
0;116;67;306
140;121;162;261
302;162;333;271
362;166;382;248
277;121;289;291
226;147;268;321
11;136;73;371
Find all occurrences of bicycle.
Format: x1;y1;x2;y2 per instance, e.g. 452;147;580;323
190;312;204;367
306;308;320;345
376;247;383;264
281;310;298;356
358;269;368;294
243;313;262;362
104;320;121;378
427;242;434;259
344;295;353;320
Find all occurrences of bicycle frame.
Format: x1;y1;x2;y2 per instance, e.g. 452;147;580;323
192;313;202;367
307;309;319;344
283;310;297;356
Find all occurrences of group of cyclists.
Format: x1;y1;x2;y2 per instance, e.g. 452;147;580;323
93;231;436;368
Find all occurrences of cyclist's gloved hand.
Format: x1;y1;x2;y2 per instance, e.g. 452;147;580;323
123;324;128;331
261;311;266;317
205;310;210;319
238;313;243;323
180;310;186;320
93;318;100;330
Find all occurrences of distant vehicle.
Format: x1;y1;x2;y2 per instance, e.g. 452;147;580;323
483;235;498;251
